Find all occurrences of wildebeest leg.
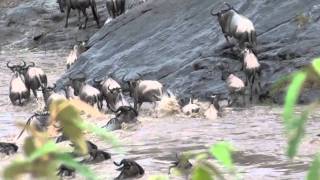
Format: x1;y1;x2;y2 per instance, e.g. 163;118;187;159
18;94;22;106
65;7;71;28
90;0;100;27
32;89;38;100
81;9;88;29
77;9;81;27
242;90;246;106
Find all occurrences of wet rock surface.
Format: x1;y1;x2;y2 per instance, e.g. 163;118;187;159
56;0;320;104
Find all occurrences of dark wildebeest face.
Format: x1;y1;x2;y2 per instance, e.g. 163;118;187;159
115;106;139;123
69;74;86;96
57;0;66;13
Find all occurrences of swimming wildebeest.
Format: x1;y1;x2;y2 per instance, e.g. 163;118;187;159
16;111;50;139
106;0;126;19
57;165;75;177
123;74;164;110
0;142;18;155
69;74;103;110
81;149;111;164
169;153;192;175
19;61;47;99
7;61;30;106
57;0;100;29
114;159;144;180
211;2;256;48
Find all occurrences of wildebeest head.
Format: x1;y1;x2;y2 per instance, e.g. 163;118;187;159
18;61;36;75
122;73;142;97
217;62;231;81
69;73;86;96
57;0;66;13
114;106;139;123
211;2;237;17
93;77;104;90
42;84;56;103
7;60;26;73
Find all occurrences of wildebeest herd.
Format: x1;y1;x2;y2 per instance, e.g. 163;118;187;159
1;1;263;179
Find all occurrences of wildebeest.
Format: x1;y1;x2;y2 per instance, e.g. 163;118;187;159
241;48;261;101
102;117;122;131
220;63;246;106
211;2;256;48
123;75;164;110
81;149;111;164
42;84;67;109
66;42;88;69
93;76;126;111
57;0;100;29
106;0;126;19
182;97;200;116
114;159;144;180
0;142;18;155
16;111;50;139
204;95;221;120
169;153;192;175
114;106;138;123
57;165;75;177
18;61;47;99
69;75;103;110
7;62;30;106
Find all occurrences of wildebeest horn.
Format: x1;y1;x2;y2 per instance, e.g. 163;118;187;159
210;7;220;16
19;60;27;68
224;2;233;9
113;161;122;166
136;73;142;79
93;77;102;84
6;61;15;69
121;75;127;83
27;62;35;68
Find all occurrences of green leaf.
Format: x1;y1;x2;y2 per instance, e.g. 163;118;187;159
27;141;58;162
57;103;87;155
55;153;96;180
282;72;307;158
307;154;320;180
312;58;320;77
209;141;234;170
192;165;213;180
283;72;307;125
286;109;310;158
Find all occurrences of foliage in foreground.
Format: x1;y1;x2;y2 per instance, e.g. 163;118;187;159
3;99;120;179
149;141;237;180
282;57;320;180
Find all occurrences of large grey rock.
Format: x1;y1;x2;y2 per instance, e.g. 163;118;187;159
54;0;320;103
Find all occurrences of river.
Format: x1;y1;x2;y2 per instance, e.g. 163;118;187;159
0;49;319;179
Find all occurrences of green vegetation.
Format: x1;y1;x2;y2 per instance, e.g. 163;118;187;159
282;58;320;179
3;99;119;179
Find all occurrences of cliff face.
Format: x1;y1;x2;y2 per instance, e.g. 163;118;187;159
56;0;320;103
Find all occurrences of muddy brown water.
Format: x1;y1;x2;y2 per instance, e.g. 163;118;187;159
0;50;320;179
